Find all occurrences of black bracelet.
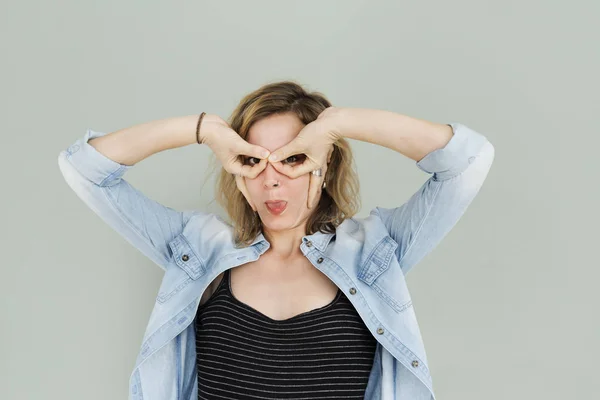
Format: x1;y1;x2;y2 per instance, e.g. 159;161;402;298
196;112;206;144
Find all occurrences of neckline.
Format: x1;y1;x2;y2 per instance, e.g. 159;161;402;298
225;269;342;323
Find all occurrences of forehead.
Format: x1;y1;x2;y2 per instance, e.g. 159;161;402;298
246;112;305;152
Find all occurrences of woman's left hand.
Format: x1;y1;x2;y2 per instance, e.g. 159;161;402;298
267;106;343;209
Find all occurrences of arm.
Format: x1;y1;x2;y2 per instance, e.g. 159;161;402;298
57;115;210;272
335;108;495;274
87;115;199;166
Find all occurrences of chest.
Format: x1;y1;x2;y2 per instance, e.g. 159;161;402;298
200;255;340;321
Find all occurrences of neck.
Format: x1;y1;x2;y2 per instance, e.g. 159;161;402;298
262;226;306;261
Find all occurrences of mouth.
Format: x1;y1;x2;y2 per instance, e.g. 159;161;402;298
264;200;288;215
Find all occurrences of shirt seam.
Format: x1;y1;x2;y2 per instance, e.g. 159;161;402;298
397;177;443;265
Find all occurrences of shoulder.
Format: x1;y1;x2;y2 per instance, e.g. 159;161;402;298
178;211;237;258
187;211;233;231
334;212;391;243
336;211;388;233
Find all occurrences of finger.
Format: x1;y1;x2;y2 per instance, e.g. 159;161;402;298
239;141;271;160
267;139;304;165
307;164;326;210
229;142;270;178
232;157;267;179
307;170;317;210
235;174;257;211
307;169;322;210
243;158;268;179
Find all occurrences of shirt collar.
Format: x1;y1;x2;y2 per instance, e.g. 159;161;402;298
250;230;336;252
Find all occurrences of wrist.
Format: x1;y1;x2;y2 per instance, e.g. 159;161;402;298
324;106;352;139
196;113;208;144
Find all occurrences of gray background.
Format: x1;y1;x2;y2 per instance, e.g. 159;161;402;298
2;0;598;399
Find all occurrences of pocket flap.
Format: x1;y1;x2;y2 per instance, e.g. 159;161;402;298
357;236;398;285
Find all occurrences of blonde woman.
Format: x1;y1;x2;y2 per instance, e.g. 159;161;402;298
58;80;495;400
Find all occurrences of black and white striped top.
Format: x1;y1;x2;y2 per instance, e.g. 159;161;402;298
194;268;378;399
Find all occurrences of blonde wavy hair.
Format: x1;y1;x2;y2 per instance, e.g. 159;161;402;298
207;80;361;248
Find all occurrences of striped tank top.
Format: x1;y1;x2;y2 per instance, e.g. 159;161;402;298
194;268;378;399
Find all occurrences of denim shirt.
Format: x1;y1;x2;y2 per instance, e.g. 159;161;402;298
57;121;494;400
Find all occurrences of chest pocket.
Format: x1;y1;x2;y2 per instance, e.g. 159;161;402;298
156;234;205;304
357;236;413;313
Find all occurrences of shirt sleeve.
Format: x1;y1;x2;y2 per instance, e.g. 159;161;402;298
57;128;208;271
370;122;495;275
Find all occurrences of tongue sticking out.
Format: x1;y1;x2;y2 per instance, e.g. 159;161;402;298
265;201;287;215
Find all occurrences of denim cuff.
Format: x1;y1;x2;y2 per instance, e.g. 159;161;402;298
63;128;133;186
416;122;490;180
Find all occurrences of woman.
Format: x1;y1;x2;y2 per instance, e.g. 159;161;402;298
58;80;495;400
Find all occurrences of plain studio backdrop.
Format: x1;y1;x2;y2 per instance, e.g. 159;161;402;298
1;1;598;399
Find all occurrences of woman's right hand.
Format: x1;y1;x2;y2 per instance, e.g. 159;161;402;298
198;114;270;178
198;114;270;211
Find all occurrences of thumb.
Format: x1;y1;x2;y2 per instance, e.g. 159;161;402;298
267;140;302;163
240;141;271;160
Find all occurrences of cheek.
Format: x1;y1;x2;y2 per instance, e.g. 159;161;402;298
244;180;261;197
289;179;310;201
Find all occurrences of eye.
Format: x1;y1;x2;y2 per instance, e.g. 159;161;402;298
243;156;261;166
283;154;306;165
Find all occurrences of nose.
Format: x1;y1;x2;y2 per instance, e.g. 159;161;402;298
262;162;283;188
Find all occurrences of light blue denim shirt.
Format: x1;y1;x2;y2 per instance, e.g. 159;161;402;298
57;121;494;400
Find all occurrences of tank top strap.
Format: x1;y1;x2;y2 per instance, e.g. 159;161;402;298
219;268;231;292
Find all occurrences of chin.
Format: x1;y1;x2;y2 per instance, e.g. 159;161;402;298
259;212;304;231
260;218;292;231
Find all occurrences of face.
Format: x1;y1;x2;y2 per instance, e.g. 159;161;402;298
243;112;315;233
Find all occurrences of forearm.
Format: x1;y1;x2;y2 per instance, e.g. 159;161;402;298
88;115;199;166
333;107;453;162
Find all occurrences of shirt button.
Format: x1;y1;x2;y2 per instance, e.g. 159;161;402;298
376;327;384;335
349;287;357;295
317;257;324;263
306;241;313;247
411;360;419;368
181;254;189;261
